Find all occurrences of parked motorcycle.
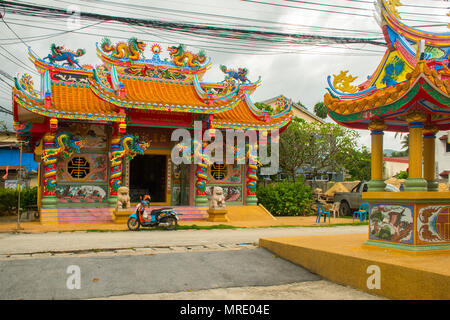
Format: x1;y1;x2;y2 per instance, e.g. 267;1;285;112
127;195;178;231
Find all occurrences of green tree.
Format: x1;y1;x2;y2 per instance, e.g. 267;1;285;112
279;117;359;182
344;146;371;181
313;101;328;119
296;101;307;109
254;102;273;114
391;150;408;157
401;134;409;152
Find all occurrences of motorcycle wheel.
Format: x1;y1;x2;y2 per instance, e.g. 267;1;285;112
127;217;140;231
163;216;177;231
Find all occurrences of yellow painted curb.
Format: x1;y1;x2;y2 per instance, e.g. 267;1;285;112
259;234;450;300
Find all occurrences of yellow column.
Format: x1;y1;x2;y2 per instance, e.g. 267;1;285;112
423;124;438;191
367;119;386;192
405;111;427;192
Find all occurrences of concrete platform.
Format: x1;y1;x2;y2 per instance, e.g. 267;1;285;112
259;233;450;300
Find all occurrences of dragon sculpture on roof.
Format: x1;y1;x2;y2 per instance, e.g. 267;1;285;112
101;37;147;61
43;44;86;68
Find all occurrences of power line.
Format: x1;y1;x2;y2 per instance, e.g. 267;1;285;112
0;105;13;116
285;0;449;17
302;0;450;10
242;0;448;24
0;1;386;47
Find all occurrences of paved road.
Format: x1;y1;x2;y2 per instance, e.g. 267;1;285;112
0;249;319;299
0;226;381;300
0;248;381;300
0;225;367;255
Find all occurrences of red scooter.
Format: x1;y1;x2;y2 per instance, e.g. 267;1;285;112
127;195;178;231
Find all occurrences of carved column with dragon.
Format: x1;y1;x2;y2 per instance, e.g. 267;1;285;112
108;132;123;207
108;128;149;207
41;132;58;209
246;142;260;206
194;139;209;207
41;126;85;209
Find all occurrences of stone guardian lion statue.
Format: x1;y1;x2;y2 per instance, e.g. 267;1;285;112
208;186;226;210
116;186;131;210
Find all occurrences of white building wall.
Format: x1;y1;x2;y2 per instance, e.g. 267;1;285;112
436;131;450;181
383;160;408;179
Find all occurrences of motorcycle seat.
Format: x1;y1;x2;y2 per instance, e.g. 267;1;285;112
151;208;173;215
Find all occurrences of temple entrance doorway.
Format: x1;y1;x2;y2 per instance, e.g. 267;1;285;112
129;154;167;204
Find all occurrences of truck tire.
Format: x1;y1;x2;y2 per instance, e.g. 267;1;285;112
340;201;352;216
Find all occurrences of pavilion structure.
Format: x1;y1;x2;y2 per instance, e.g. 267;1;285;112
12;39;292;224
324;0;450;250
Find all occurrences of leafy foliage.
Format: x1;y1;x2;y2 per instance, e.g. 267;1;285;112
390;150;408;157
313;101;328;119
257;178;313;216
254;102;274;114
296;101;307;109
394;170;408;179
400;134;409;152
0;187;38;216
344;146;371;181
279;117;359;182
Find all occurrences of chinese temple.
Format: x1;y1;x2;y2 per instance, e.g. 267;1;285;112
324;0;450;250
12;38;292;224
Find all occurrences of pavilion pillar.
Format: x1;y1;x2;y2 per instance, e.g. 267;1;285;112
194;141;209;207
423;124;439;192
367;119;386;192
108;134;122;207
41;133;58;209
405;111;427;192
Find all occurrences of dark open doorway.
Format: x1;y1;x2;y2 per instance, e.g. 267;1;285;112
129;154;166;203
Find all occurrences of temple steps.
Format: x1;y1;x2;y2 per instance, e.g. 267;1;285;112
57;208;113;224
148;206;207;221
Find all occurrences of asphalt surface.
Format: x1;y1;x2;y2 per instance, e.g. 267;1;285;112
0;225;367;255
0;248;321;300
0;226;381;300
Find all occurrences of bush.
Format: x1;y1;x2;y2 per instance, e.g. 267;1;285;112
21;186;38;209
0;188;18;216
394;170;408;179
0;187;38;216
256;178;313;216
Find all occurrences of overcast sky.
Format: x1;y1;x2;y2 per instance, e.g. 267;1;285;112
0;0;448;151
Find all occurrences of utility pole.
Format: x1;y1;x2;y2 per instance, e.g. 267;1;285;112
16;140;24;230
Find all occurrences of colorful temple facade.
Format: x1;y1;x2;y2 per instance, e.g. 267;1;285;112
12;39;292;224
324;0;450;250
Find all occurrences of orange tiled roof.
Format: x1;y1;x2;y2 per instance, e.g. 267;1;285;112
212;100;292;130
13;82;125;122
90;75;241;113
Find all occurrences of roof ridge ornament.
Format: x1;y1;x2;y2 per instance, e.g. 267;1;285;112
168;44;207;67
43;44;86;68
332;70;358;93
220;65;250;84
385;0;402;20
101;37;147;61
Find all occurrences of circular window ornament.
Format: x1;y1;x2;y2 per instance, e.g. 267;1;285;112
68;156;90;179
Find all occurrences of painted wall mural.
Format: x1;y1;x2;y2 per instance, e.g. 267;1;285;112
416;205;450;244
57;153;108;182
207;185;242;202
369;204;414;244
55;185;107;203
59;123;108;150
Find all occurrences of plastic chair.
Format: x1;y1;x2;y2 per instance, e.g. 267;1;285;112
330;202;340;219
316;202;331;223
353;202;369;222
